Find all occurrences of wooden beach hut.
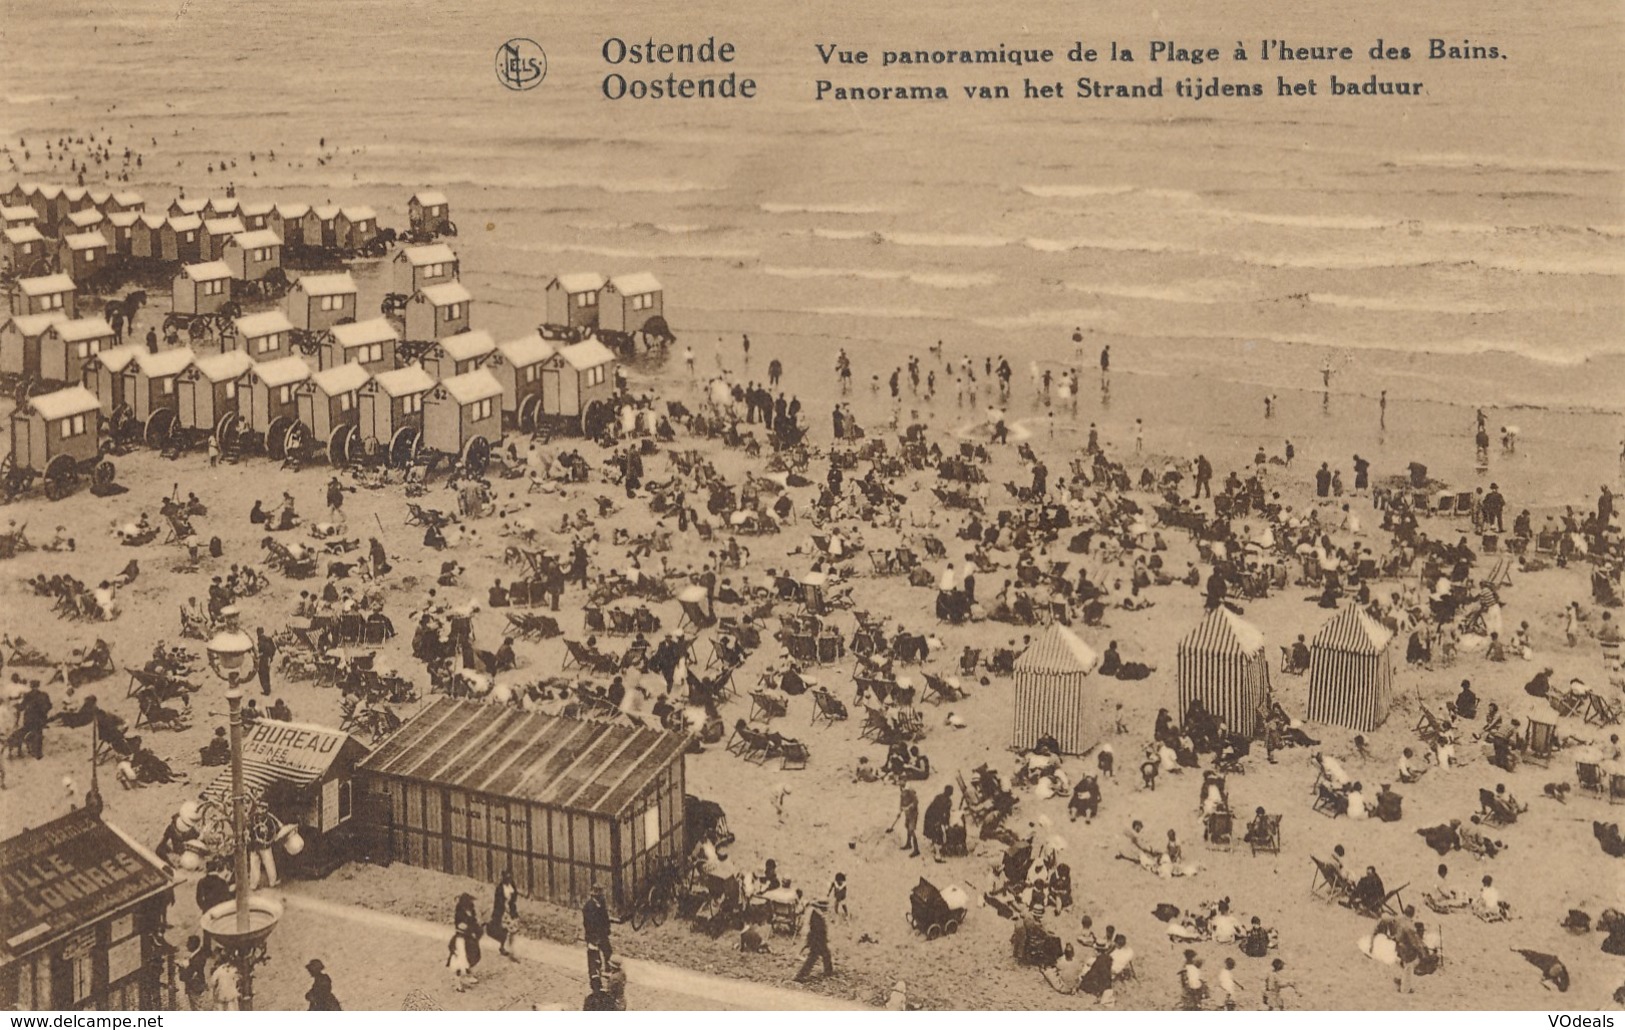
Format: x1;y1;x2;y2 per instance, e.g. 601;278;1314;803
598;272;663;337
407;191;451;235
203;197;240;221
392;243;458;295
103;212;140;256
9;385;103;480
199;217;246;262
1305;607;1395;732
176;350;252;439
358;364;434;462
1175;608;1271;738
80;343;144;412
485;332;555;429
286;272;358;332
28;184;65;230
121;347;194;442
1011;623;1101;754
65;208;105;235
198;719;370;877
167;197;207;219
232;310;293;359
303;206;340;249
127;214;167;262
404;281;472;344
2;204;39;230
541;337;615;429
2;226;48;275
171;261;234;317
237;200;274;232
11;273;76;318
323;317;397;372
160;215;204;265
39;317;117;387
0;808;175;1010
56;233;108;284
106;191;145;215
222;229;283;282
268;202;310;248
354;698;688;915
417;327;491;381
543;273;605;332
298;362;371;463
0;312;67;383
334;206;377;250
239;354;311;455
423;367;501;466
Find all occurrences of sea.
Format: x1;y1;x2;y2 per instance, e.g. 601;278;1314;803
2;0;1621;495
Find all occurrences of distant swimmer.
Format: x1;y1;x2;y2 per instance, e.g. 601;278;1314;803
1500;426;1519;454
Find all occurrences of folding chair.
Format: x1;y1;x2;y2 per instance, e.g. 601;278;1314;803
779;738;809;771
1575;761;1606;797
1585;694;1621;728
750;690;788;723
1611;774;1625;806
1524;720;1557;767
1309;857;1352;904
1248;814;1282;857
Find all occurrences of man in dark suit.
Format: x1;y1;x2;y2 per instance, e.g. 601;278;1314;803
795;901;833;982
583;883;612;989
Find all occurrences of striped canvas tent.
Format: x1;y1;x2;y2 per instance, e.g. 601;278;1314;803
1306;607;1395;732
1176;608;1271;738
200;720;369;845
1011;623;1100;754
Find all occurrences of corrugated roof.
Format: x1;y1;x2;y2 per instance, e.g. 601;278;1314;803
3;312;67;336
18;273;75;295
419;281;472;307
0;808;173;966
411;190;448;206
62;232;105;251
553;272;605;294
400;243;456;266
438;367;502;405
557;338;615;370
190;350;255;382
1014;623;1098;675
609;272;662;296
309;362;371;396
372;364;435;397
167;214;203;233
438;329;492;361
1311;607;1394;655
1178;607;1267;657
182;260;232;281
332;317;399;347
4;225;45;243
27;385;102;421
496;332;555;368
203;217;246;236
235;310;293;338
132;347;196;379
50;316;115;343
230;229;283;250
251;354;312;388
295;272;357;297
359;698;688;818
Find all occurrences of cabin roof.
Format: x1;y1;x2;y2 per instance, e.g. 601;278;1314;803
50;317;116;343
111;191;144;207
86;342;144;373
237;200;275;217
181;260;233;282
373;364;436;397
309;362;372;396
190;350;255;383
331;317;400;348
437;329;493;361
62;231;107;251
295;272;358;297
552;272;606;294
131;347;196;379
18;273;75;295
167;214;203;233
275;202;311;219
2;204;39;221
230;229;283;250
411;191;448;207
609;272;662;296
27;385;102;422
311;205;341;221
3;226;44;244
205;197;240;213
339;206;376;222
418;281;472;308
251;354;312;388
106;211;141;228
438;367;503;406
203;217;246;236
398;243;456;266
556;338;615;371
234;310;294;338
138;213;168;230
495;332;555;368
170;197;206;214
67;210;104;227
2;312;67;337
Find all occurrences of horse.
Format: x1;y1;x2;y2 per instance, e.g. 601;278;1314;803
104;291;147;342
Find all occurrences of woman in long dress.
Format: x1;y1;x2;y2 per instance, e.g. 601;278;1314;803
490;869;520;960
448;893;482;991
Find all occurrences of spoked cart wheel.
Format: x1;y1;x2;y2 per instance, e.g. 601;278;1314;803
461;435;490;476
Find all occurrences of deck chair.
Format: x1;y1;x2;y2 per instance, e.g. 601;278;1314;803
860;705;889;742
1550;691;1588;718
562;639;594;671
608;609;636;636
1311;782;1348;818
1483;557;1513;588
1611;774;1625;806
1248;814;1282;856
922;673;963;706
959;649;982;676
750;690;788;722
810;688;848;726
1534;531;1559;554
1585;694;1621;727
779;737;809;771
1309;857;1353;904
1453;492;1473;515
1203;809;1234;850
1524;719;1557;766
893;707;925;741
1575;761;1606;797
679;599;716;631
584;607;607;634
1434;494;1454;515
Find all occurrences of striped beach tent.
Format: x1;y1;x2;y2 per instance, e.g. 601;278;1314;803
1011;623;1100;754
1176;608;1270;738
1305;607;1395;731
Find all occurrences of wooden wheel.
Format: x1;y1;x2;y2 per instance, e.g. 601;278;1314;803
43;454;77;501
461;435;490;475
214;413;240;452
327;424;355;466
388;426;420;468
283;420;309;459
266;416;292;460
92;459;116;487
144;408;176;446
518;394;541;431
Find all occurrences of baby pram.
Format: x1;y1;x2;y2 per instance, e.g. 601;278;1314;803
907;878;968;940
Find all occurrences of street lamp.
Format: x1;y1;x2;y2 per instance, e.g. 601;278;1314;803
200;609;280;1011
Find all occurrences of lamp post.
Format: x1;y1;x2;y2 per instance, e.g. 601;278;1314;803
201;609;278;1011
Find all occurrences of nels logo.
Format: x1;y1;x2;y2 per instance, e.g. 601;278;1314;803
497;38;547;91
